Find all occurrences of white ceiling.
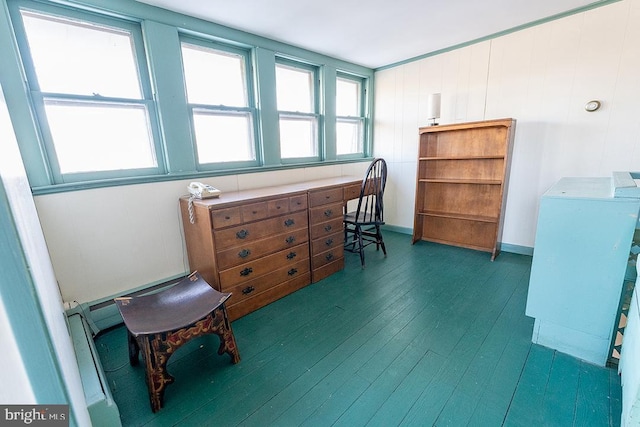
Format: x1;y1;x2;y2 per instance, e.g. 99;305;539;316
137;0;607;69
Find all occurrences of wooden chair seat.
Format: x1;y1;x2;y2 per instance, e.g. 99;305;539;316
115;272;240;412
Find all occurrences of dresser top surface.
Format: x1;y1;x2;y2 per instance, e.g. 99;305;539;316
183;176;362;208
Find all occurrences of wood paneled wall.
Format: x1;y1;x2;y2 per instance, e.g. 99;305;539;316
374;0;640;249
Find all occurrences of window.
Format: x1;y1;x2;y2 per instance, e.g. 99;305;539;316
336;74;365;156
7;0;374;191
181;39;257;166
276;60;320;160
15;6;160;180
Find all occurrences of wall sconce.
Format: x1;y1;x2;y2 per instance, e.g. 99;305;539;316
427;93;441;126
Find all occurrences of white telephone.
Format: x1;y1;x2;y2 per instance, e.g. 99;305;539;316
188;182;221;199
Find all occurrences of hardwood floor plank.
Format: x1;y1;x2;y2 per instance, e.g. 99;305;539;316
429;260;530;425
179;244;438;425
366;350;446;426
503;344;554;426
92;233;621;427
575;361;613;426
334;344;433;426
243;243;472;425
542;351;581;426
609;368;622;427
400;256;529;425
299;374;371;427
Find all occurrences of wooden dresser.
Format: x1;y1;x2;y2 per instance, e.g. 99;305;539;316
179;177;361;320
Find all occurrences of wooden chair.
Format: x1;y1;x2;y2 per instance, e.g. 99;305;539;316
344;158;388;267
114;272;240;412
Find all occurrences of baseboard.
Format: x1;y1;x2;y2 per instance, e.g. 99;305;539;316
382;225;534;257
382;224;412;235
70;237;532;333
500;243;534;256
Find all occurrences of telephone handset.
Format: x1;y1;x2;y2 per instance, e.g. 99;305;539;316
188;182;221;199
187;182;221;224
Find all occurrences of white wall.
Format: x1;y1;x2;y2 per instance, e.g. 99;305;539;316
1;85;91;424
374;0;640;249
33;0;640;305
34;162;369;304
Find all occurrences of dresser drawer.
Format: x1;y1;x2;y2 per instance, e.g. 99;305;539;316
219;243;309;287
211;207;242;229
214;210;308;250
241;201;269;223
289;194;308;212
311;231;343;255
309;187;343;207
267;198;290;217
221;258;310;298
226;269;311;320
312;258;344;283
309;202;343;224
311;245;344;269
310;216;344;240
217;228;309;270
343;183;361;201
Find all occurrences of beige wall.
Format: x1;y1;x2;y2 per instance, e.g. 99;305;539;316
34;163;369;304
374;0;640;249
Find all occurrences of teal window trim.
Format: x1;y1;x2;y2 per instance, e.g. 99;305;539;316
179;34;261;170
3;0;374;193
335;71;370;159
141;20;195;174
9;0;165;184
275;57;322;163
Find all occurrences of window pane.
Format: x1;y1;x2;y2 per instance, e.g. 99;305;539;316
276;64;313;113
21;11;141;98
336;119;363;155
336;77;360;117
279;117;317;158
192;110;255;163
181;43;248;106
44;101;155;173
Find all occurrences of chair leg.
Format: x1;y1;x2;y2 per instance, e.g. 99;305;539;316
377;225;387;256
357;225;365;268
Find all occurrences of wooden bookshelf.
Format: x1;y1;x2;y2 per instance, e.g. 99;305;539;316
412;118;516;260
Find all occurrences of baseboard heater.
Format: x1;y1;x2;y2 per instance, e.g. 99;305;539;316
68;313;122;427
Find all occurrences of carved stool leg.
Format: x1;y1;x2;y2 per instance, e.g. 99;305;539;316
212;306;241;364
127;330;139;366
132;307;240;412
138;334;175;413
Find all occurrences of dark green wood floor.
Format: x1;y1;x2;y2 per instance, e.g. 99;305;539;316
95;232;622;426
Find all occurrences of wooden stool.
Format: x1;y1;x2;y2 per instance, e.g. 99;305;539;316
114;272;240;412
